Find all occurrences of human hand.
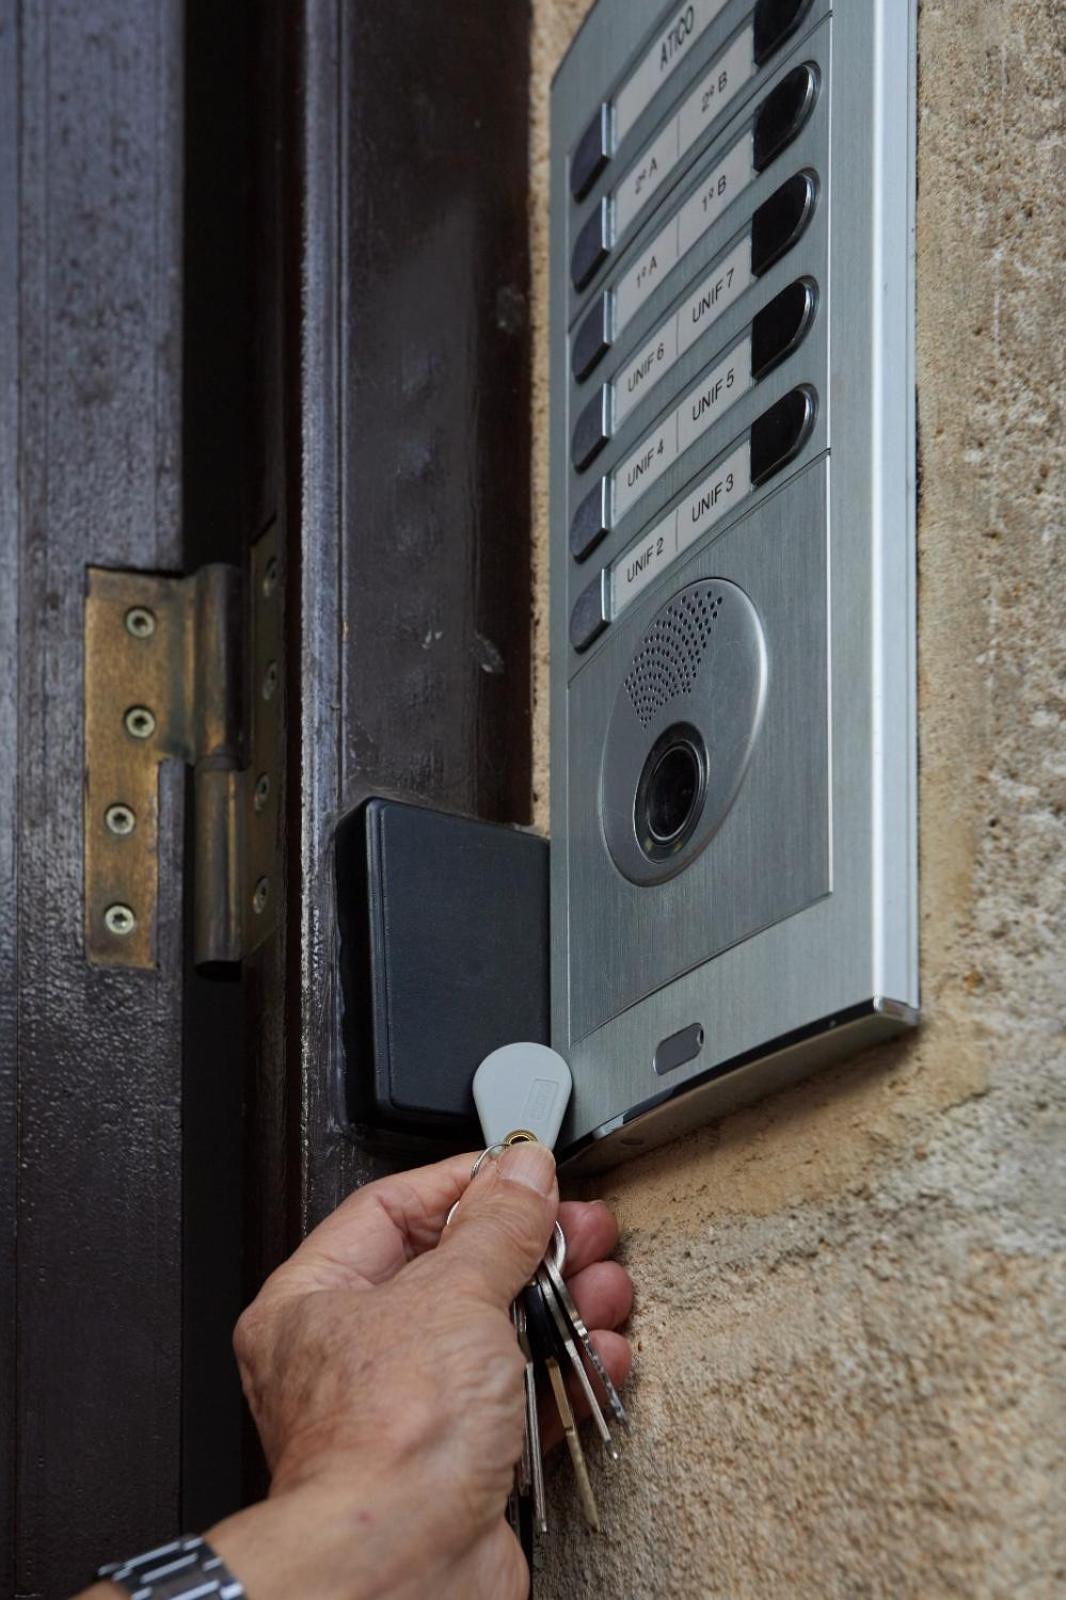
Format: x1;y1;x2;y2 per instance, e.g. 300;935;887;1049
209;1145;632;1600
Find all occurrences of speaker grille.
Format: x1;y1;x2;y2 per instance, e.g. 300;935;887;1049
624;585;724;728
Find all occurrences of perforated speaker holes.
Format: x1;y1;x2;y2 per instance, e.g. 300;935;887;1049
623;589;725;728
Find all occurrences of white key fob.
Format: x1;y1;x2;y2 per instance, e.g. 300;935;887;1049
473;1043;573;1150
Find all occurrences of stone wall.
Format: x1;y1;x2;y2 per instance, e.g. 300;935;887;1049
530;2;1065;1593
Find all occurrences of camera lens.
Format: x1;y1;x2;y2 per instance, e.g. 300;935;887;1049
647;744;700;842
635;724;707;861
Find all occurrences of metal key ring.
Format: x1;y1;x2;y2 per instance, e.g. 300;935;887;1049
445;1143;510;1227
444;1148;568;1271
470;1143;508;1180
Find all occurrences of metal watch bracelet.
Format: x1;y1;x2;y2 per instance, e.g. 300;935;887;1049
97;1534;245;1599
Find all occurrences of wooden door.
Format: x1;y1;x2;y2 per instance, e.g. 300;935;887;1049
1;1;532;1592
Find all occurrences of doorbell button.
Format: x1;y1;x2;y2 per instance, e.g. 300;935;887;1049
750;170;818;277
750;384;817;487
572;293;613;382
750;277;818;381
570;478;611;563
571;197;612;291
572;386;611;472
753;63;819;173
570;569;610;652
571;103;611;202
754;0;815;67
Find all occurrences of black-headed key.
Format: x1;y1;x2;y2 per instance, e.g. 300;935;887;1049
524;1278;601;1532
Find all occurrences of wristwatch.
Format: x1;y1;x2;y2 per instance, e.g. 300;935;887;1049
96;1534;245;1598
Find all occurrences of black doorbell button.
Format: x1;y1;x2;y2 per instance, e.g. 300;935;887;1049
635;723;708;862
753;0;815;67
750;384;817;487
572;387;611;472
572;293;613;382
753;63;819;173
750;278;817;381
570;570;610;651
750;171;818;278
570;478;611;562
571;197;611;291
571;103;611;202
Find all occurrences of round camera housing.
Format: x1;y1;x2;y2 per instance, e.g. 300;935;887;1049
600;579;768;886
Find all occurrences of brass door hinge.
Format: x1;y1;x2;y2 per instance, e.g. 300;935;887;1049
84;524;282;970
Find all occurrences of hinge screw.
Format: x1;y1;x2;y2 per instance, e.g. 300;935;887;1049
124;706;157;740
261;661;279;701
262;557;279;598
104;903;137;936
253;773;270;812
105;803;137;836
252;876;270;915
125;606;157;639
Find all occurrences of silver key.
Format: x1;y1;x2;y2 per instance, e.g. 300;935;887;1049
514;1295;546;1535
536;1264;619;1461
512;1304;531;1499
543;1246;629;1431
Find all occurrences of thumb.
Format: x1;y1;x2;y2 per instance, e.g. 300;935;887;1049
439;1143;559;1308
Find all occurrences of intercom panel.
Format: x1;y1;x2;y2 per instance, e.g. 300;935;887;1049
551;0;918;1171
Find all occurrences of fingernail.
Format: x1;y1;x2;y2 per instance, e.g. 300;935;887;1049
498;1142;557;1196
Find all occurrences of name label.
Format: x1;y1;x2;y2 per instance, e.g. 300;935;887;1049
613;334;753;522
612;234;753;427
611;440;751;615
614;26;755;240
677;235;753;357
614;0;730;147
614;133;754;333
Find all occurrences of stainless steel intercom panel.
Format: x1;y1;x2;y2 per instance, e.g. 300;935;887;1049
550;0;918;1172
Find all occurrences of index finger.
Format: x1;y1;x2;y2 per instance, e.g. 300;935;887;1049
557;1199;620;1277
282;1152;479;1291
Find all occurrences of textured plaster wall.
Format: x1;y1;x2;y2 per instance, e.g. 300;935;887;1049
529;2;1065;1594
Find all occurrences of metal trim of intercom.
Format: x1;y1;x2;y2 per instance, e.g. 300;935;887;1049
549;0;919;1170
562;998;919;1176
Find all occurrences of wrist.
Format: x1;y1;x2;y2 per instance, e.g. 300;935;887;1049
207;1474;417;1600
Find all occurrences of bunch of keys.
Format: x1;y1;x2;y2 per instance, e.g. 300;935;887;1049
468;1043;629;1544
